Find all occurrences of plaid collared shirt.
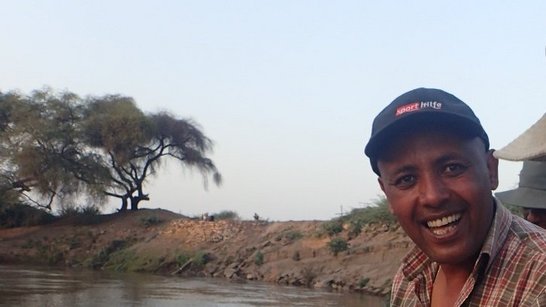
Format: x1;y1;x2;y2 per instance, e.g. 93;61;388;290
390;199;546;306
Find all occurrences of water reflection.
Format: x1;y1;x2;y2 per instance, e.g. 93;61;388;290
0;265;387;306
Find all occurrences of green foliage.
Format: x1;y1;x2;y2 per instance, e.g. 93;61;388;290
358;277;370;288
284;230;303;242
57;204;102;225
173;250;209;271
340;196;397;232
320;219;343;237
214;210;240;220
175;252;192;266
254;250;264;266
86;239;129;269
348;219;364;238
0;88;221;212
0;203;54;228
327;237;349;256
275;229;303;243
193;251;209;268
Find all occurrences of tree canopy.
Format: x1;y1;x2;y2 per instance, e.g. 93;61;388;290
0;88;221;211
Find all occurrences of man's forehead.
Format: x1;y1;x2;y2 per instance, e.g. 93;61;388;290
377;130;485;163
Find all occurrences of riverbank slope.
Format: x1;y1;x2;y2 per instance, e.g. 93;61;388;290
0;208;412;297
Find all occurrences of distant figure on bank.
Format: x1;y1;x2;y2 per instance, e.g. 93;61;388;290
496;161;546;229
364;87;546;306
202;212;214;221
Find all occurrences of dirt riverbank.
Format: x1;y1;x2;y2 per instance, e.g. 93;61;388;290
0;208;412;298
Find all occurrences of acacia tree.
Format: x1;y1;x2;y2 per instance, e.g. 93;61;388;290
0;89;108;209
81;95;222;211
0;89;221;212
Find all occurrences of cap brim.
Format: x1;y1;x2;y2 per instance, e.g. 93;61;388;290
494;113;546;161
495;187;546;209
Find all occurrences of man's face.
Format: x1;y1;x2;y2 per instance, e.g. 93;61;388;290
522;208;546;229
377;130;498;266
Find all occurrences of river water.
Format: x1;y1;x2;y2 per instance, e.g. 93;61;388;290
0;265;387;306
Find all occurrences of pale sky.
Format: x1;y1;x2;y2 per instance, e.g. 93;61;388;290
1;1;545;220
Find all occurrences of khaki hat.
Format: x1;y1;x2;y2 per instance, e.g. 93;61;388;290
494;113;546;161
495;161;546;209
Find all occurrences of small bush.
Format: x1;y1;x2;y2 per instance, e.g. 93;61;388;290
0;203;54;228
348;219;364;238
340;196;397;229
327;237;349;256
175;252;192;266
174;250;210;270
285;230;303;241
321;220;343;237
81;205;101;216
58;204;81;217
214;210;240;220
358;277;370;288
254;250;264;266
87;239;128;269
193;251;209;268
56;204;102;225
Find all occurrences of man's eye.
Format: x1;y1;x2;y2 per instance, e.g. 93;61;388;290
444;164;466;176
394;175;415;188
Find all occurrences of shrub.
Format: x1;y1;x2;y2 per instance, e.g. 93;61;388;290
0;203;54;228
174;250;210;271
284;230;303;242
81;205;101;216
58;204;81;217
87;239;128;269
320;220;343;237
327;237;348;256
193;250;209;268
254;250;264;266
340;196;397;228
175;252;192;266
358;277;370;288
348;219;364;238
214;210;240;220
56;204;102;225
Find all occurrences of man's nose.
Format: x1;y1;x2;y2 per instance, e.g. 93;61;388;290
418;173;450;207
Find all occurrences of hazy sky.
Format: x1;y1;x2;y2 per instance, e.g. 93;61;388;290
1;1;545;220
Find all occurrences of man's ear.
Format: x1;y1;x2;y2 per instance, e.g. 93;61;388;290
487;150;499;190
378;177;394;214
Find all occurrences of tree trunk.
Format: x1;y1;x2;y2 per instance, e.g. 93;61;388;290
130;197;139;211
119;197;128;211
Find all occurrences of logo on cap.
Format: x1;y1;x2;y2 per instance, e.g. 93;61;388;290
395;101;442;117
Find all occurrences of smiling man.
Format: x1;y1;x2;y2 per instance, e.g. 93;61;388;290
364;88;546;306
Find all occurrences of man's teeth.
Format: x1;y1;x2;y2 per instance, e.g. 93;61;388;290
426;213;461;228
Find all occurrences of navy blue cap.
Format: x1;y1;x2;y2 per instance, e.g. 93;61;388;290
365;88;489;175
